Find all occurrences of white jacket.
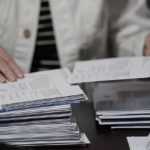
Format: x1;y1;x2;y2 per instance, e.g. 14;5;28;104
114;0;150;57
0;0;109;72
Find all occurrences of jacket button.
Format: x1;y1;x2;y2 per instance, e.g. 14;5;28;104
24;29;31;38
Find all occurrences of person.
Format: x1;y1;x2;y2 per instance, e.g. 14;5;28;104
0;0;110;83
114;0;150;58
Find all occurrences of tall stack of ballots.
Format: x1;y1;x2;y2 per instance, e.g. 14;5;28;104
71;56;150;129
0;69;89;146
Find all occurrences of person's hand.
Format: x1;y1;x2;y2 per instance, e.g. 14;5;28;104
143;34;150;56
0;46;24;83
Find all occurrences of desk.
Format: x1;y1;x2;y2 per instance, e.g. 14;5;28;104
32;102;150;150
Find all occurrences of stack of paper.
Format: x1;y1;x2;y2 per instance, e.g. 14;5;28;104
71;57;150;129
93;80;150;129
0;69;87;111
0;69;89;146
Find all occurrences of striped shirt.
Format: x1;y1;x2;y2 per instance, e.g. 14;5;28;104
147;0;150;9
31;0;60;72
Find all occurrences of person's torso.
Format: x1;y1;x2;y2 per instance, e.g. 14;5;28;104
0;0;109;72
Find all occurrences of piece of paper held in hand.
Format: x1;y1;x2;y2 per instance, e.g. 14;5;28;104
70;57;150;84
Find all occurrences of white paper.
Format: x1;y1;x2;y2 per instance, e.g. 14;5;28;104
93;80;150;114
98;118;150;125
0;69;86;110
112;126;150;129
93;80;150;128
127;135;150;150
6;133;90;146
99;114;150;119
71;57;150;84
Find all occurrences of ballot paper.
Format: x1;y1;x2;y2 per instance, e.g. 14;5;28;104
97;116;150;125
71;56;150;84
93;80;150;128
127;134;150;150
0;68;87;111
112;124;150;129
0;104;90;146
0;68;90;146
7;133;90;146
93;80;150;114
0;104;72;122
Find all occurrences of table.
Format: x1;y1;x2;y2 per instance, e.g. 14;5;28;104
32;102;150;150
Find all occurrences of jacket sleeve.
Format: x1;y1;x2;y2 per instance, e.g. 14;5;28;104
114;0;150;57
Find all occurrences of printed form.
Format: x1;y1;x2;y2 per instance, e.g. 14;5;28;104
0;69;85;110
71;57;150;84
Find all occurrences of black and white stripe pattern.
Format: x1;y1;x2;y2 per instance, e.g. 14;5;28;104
147;0;150;9
31;0;60;72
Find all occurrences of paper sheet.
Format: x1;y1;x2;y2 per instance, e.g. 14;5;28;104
0;69;86;110
93;80;150;128
93;80;150;113
127;135;150;150
71;57;150;84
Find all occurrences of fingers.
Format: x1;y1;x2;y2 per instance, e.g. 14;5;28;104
0;73;6;83
0;46;24;83
144;34;150;56
0;58;17;82
6;56;24;78
0;47;24;78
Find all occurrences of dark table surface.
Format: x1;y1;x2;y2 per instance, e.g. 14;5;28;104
30;102;150;150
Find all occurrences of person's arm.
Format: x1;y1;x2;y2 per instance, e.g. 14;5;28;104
0;46;24;83
114;0;150;57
